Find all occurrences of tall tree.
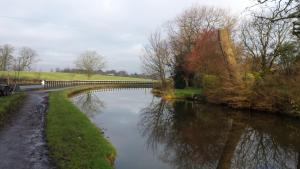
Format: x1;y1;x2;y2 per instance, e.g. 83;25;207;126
241;12;291;73
75;50;106;78
167;6;236;88
184;30;223;77
141;31;171;89
12;47;38;88
13;47;37;71
185;29;241;84
254;0;300;37
255;0;299;20
0;44;14;71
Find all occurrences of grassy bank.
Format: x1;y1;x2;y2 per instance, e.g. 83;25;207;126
153;87;202;100
0;71;150;81
0;93;25;127
174;87;202;98
46;87;116;169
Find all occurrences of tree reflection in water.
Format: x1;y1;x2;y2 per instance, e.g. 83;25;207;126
72;91;105;117
139;98;300;169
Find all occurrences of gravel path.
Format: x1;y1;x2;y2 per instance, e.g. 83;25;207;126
0;91;54;169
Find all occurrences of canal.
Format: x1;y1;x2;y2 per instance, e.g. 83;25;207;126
72;88;300;169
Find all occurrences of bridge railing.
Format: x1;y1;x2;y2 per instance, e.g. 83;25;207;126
43;80;157;88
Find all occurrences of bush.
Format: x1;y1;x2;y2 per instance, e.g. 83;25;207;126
202;74;219;89
173;69;186;89
243;73;255;86
249;73;300;115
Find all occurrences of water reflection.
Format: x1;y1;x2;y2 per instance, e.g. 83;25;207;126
72;89;300;169
73;91;105;117
139;99;300;169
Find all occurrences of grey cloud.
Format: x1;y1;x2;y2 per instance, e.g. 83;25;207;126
0;0;252;73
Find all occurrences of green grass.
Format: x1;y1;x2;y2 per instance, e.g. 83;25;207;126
174;87;202;98
0;71;150;81
154;87;202;100
46;87;116;169
0;93;25;127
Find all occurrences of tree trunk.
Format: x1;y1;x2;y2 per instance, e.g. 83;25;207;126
216;120;246;169
218;29;241;84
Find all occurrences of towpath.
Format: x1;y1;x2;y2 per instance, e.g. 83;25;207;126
0;91;54;169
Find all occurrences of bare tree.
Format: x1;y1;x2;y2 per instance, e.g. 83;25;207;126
141;31;171;89
253;0;300;37
13;47;37;71
255;0;299;21
168;6;236;62
0;44;14;71
75;50;106;78
12;47;38;88
73;91;105;117
241;11;291;73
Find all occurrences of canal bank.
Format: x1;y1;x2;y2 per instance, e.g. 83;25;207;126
154;87;300;118
152;87;203;101
46;86;116;169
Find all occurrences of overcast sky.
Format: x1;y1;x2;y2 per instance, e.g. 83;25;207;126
0;0;253;73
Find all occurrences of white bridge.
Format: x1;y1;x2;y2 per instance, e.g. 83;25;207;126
44;80;157;88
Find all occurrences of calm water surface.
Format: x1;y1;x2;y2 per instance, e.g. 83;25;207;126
72;88;300;169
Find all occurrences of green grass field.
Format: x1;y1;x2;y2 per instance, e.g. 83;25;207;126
0;71;150;81
0;93;25;127
46;87;116;169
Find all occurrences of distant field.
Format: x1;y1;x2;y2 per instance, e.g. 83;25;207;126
0;71;150;81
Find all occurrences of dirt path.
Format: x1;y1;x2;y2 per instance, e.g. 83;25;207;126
0;91;54;169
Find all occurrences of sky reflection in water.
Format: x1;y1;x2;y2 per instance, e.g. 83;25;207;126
72;88;300;169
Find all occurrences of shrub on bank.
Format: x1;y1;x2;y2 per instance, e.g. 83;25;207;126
202;74;219;89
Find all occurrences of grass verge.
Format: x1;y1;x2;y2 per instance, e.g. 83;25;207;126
153;87;202;100
46;86;116;169
174;87;202;98
0;93;25;127
0;71;150;81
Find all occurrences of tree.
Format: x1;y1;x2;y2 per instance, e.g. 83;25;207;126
12;47;38;88
0;44;14;71
241;12;291;74
255;0;299;21
184;30;222;77
277;41;300;75
167;6;236;88
254;0;300;37
13;47;37;71
75;50;106;78
141;31;171;89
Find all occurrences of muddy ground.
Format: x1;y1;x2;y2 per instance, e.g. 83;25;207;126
0;91;54;169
